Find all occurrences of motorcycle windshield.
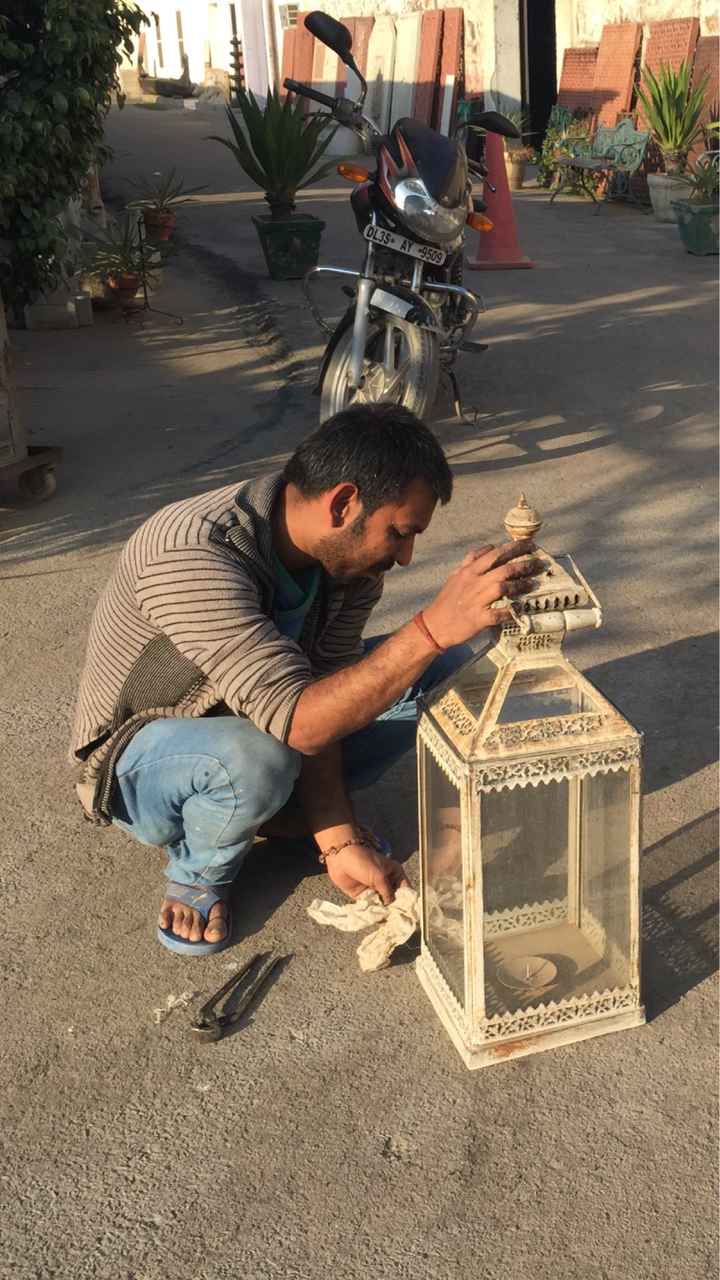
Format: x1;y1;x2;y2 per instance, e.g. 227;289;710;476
389;119;467;207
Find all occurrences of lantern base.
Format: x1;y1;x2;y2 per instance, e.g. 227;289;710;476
416;950;645;1070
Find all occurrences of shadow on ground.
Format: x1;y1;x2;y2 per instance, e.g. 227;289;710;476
642;810;718;1018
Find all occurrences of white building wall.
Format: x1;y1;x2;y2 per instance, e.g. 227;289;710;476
129;1;274;98
270;0;523;112
127;1;715;112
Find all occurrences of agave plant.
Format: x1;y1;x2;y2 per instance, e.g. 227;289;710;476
82;214;155;283
636;60;709;175
678;154;720;204
126;168;207;213
702;109;720;152
208;91;337;219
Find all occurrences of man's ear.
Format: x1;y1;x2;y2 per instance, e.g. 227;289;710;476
328;482;360;528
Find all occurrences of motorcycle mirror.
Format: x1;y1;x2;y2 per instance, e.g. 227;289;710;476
472;110;522;140
305;11;353;63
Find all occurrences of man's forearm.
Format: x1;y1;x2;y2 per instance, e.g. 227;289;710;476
287;618;435;756
296;743;356;849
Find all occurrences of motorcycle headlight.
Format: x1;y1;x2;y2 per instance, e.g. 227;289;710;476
392;177;468;244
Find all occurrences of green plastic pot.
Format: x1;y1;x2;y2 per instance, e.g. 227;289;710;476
671;200;719;255
252;213;326;280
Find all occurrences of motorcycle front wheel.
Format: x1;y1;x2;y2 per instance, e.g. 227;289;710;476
319;317;439;422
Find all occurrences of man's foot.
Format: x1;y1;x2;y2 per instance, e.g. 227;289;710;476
158;894;230;944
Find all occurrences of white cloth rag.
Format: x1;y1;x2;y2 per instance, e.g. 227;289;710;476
307;885;420;972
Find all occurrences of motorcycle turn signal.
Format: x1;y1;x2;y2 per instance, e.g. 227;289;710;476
337;162;370;182
467;212;494;232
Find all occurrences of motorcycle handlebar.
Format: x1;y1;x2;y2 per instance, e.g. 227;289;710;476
284;78;337;109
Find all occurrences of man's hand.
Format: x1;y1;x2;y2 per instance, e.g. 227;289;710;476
325;841;410;906
287;540;540;757
422;539;540;649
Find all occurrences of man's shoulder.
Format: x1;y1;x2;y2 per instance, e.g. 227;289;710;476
128;474;281;562
333;573;384;609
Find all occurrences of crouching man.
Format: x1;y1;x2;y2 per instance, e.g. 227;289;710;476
70;404;536;955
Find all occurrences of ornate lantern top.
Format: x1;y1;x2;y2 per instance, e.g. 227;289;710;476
422;496;637;771
503;492;543;541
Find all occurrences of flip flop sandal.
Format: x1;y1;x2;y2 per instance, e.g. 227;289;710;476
157;881;233;956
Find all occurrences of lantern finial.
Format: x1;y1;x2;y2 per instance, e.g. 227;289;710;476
504;493;542;541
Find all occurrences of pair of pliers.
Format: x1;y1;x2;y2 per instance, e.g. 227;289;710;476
190;951;283;1042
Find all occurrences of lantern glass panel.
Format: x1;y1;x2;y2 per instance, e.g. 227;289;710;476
480;770;634;1016
580;770;632;988
422;750;465;1008
481;780;571;1015
448;654;498;718
497;666;599;723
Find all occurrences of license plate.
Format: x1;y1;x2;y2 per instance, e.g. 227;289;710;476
363;223;446;266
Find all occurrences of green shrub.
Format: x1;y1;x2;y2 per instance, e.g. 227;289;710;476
0;1;146;304
536;106;593;190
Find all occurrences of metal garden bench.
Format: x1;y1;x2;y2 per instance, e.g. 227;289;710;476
550;119;650;213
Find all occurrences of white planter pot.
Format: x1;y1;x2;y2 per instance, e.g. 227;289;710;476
648;173;689;223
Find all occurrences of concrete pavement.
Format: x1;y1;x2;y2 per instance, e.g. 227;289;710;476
0;103;716;1279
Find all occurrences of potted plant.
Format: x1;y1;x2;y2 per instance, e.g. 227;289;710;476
499;109;532;188
127;168;207;241
536;107;592;191
637;60;709;223
207;91;337;280
702;108;719;154
506;144;535;190
671;154;719;255
82;214;154;306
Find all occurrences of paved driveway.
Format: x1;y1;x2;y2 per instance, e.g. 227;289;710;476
0;103;716;1279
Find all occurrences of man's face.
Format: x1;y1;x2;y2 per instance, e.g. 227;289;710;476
316;477;438;581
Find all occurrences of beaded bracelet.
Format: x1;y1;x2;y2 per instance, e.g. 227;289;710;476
317;826;382;865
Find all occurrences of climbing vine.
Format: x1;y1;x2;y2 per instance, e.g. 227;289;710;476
0;1;146;305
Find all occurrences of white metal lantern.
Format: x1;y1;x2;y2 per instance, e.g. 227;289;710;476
416;495;645;1069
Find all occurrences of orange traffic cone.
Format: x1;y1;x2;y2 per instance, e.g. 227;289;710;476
466;131;534;270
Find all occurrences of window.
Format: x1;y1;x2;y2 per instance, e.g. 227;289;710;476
278;4;299;30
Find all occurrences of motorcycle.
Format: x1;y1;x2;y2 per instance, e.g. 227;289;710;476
284;11;520;422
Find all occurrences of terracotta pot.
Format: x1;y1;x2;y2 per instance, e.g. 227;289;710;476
508;158;526;191
107;272;141;303
143;209;176;241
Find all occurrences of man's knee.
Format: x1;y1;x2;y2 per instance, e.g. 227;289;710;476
248;730;301;808
220;723;301;819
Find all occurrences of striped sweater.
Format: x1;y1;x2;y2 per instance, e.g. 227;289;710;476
70;473;383;822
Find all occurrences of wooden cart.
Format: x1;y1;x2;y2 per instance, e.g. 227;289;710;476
1;296;62;503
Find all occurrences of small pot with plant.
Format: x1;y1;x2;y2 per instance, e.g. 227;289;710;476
507;144;536;190
127;168;207;241
671;153;719;255
207;91;337;280
637;60;709;223
536;106;593;192
500;110;534;189
82;214;154;306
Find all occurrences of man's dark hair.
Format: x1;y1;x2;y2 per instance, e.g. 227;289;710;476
283;403;453;514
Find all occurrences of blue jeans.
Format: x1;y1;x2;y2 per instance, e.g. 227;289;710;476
111;636;470;887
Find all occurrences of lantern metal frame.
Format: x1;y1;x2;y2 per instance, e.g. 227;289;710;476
415;498;645;1070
